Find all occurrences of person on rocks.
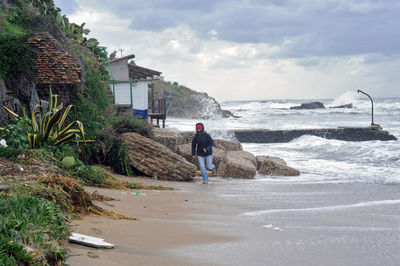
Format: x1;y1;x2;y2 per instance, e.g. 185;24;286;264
191;122;216;184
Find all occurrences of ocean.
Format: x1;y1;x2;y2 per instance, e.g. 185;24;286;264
166;91;400;185
164;91;400;265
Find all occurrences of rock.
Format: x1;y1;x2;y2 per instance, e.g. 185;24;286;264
219;151;257;179
177;143;226;169
256;156;300;176
176;143;198;166
214;139;243;151
6;68;40;112
234;126;397;143
122;132;196;181
0;185;9;192
221;109;235;118
152;80;235;119
290;101;326;110
180;131;196;144
231;150;257;165
329;103;353;109
151;128;184;153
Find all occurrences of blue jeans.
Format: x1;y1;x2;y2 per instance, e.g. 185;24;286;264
197;155;215;182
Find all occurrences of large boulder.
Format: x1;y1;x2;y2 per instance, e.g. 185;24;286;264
219;151;257;179
214;139;243;151
180;131;196;144
122;132;196;181
290;102;325;110
177;143;226;169
256;156;300;176
151;128;184;153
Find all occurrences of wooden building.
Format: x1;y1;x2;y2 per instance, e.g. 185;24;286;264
106;54;165;123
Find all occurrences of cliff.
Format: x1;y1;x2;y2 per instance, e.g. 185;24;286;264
0;0;109;128
151;80;234;119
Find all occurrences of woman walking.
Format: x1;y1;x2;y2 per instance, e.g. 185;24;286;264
191;123;216;184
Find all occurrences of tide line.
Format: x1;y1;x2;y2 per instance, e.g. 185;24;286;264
243;199;400;216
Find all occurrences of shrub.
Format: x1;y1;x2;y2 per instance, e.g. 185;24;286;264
112;116;153;138
69;165;109;186
96;125;133;176
2;88;92;149
0;146;22;160
0;116;31;150
0;195;69;265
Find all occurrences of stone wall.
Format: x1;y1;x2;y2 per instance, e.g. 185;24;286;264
234;126;397;143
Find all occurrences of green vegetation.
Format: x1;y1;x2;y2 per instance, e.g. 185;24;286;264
0;115;31;151
0;1;168;265
0;0;62;81
61;156;75;168
73;60;110;140
3;88;92;149
0;195;69;265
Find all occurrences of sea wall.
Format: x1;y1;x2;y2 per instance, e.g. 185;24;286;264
233;125;397;143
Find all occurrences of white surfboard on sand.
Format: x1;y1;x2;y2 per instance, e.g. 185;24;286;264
69;232;114;248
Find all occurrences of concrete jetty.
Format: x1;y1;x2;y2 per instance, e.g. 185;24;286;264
233;125;397;143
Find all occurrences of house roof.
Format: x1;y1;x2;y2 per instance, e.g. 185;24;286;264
108;54;135;64
128;64;162;80
28;33;81;84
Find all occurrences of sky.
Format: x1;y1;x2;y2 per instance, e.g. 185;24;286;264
54;0;400;101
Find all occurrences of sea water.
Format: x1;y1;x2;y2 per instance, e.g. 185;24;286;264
165;91;400;265
166;91;400;185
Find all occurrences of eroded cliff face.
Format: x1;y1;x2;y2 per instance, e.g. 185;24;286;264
0;0;84;123
152;80;234;119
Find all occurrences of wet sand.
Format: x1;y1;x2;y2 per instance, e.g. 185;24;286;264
66;176;241;265
66;176;400;266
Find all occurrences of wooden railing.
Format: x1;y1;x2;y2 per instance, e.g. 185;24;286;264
149;99;167;128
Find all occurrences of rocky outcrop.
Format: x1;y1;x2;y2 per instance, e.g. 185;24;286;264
169;93;234;119
256;156;300;176
151;128;184;153
152;80;234;119
5;68;39;112
180;131;196;144
218;151;257;179
150;131;300;179
214;139;243;151
177;143;227;169
329;103;353;109
122;132;196;181
290;102;325;110
176;140;256;178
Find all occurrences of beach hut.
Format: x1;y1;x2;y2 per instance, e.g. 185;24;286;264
107;54;162;119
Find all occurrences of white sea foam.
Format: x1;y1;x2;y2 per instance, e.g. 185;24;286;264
286;225;400;232
328;91;359;108
167;97;400;184
243;199;400;216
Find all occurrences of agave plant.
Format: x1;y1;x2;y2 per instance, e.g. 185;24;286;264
3;89;92;148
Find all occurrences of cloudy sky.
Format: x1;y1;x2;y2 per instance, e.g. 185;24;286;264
54;0;400;101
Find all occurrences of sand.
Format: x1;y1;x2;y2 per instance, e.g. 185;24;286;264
66;176;400;266
66;176;240;265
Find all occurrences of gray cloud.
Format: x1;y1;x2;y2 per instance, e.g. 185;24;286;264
54;0;78;15
55;0;400;59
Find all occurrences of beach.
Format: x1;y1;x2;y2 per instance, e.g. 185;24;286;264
66;175;400;266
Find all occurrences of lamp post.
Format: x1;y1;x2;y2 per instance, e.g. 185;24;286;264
357;90;375;126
